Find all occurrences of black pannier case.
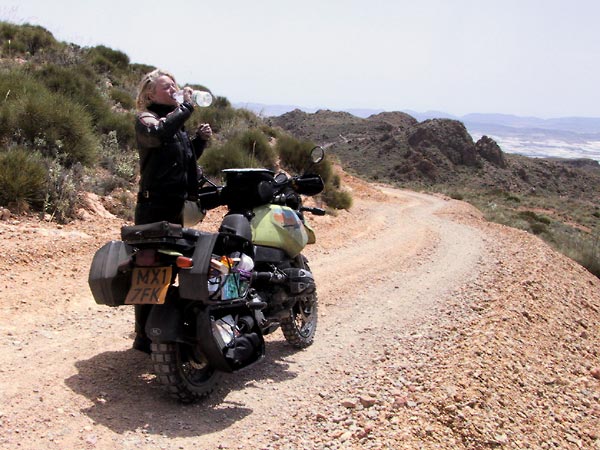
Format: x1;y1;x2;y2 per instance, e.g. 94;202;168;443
88;240;133;306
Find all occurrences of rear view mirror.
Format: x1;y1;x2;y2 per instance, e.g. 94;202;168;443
310;146;324;164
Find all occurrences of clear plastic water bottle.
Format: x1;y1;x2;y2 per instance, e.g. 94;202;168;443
173;90;213;107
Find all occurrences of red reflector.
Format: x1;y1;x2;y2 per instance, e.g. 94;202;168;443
176;256;193;268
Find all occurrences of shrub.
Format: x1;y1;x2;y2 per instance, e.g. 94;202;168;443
0;22;58;56
518;210;552;225
30;64;130;142
192;103;237;134
109;87;135;110
14;90;99;166
321;183;353;210
86;45;130;73
0;71;100;165
199;142;253;176
259;125;281;138
189;97;262;136
234;128;276;168
276;134;316;173
44;158;84;223
0;148;47;210
99;131;138;182
98;110;136;149
552;229;600;278
505;193;521;203
529;222;548;235
330;173;341;189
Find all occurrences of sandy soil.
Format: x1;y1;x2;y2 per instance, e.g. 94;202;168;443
0;176;598;449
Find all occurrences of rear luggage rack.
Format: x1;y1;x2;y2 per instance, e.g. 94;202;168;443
121;221;201;247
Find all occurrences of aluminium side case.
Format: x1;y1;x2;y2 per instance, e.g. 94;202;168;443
88;240;133;306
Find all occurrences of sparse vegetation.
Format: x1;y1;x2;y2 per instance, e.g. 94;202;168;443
0;21;351;221
447;188;600;277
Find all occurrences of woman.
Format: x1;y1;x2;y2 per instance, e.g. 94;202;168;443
134;68;212;225
133;69;212;352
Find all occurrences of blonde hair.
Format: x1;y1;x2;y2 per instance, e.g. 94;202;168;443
136;69;178;111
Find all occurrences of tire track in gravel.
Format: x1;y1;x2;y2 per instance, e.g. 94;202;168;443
187;189;485;448
0;187;486;449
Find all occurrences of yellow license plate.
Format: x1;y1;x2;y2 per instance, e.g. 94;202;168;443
125;267;172;305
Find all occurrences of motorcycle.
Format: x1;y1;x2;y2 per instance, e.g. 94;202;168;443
88;146;326;402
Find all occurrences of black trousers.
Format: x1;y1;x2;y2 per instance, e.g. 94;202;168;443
134;198;184;226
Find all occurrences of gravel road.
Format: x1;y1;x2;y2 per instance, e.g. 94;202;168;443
0;179;598;449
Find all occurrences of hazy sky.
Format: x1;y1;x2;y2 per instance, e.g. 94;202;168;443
2;0;599;118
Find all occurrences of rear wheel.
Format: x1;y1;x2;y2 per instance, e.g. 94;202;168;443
281;257;318;348
151;342;221;403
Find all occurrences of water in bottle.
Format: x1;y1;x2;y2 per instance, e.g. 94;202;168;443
173;90;213;107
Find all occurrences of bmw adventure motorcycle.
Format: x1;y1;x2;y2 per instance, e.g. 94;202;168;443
88;146;326;402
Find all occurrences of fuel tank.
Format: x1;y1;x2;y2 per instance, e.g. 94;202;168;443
251;205;308;257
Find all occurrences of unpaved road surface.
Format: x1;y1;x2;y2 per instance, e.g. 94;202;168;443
0;178;598;449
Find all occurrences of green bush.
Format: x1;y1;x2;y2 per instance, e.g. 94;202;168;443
276;134;316;173
235;128;277;168
0;70;100;165
30;63;134;146
192;104;237;134
259;125;281;138
98;110;136;149
0;22;58;56
0;148;47;210
13;90;99;166
109;87;135;110
190;97;262;136
330;173;342;189
321;183;353;210
275;134;334;184
31;64;109;122
86;45;130;73
199;142;253;176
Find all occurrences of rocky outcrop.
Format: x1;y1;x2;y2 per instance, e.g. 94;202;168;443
475;135;507;168
367;111;418;131
407;119;480;167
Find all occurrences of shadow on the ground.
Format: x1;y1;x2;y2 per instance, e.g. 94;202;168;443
65;339;300;437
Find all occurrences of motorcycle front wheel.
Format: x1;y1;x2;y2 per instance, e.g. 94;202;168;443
151;342;221;403
281;257;318;348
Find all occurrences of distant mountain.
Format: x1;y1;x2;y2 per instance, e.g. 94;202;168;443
235;101;600;134
462;113;600;135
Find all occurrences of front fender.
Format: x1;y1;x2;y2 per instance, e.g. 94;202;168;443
304;222;316;244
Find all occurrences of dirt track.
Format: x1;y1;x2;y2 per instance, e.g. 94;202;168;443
0;179;598;449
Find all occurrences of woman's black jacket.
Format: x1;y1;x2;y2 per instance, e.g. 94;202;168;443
135;102;208;203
